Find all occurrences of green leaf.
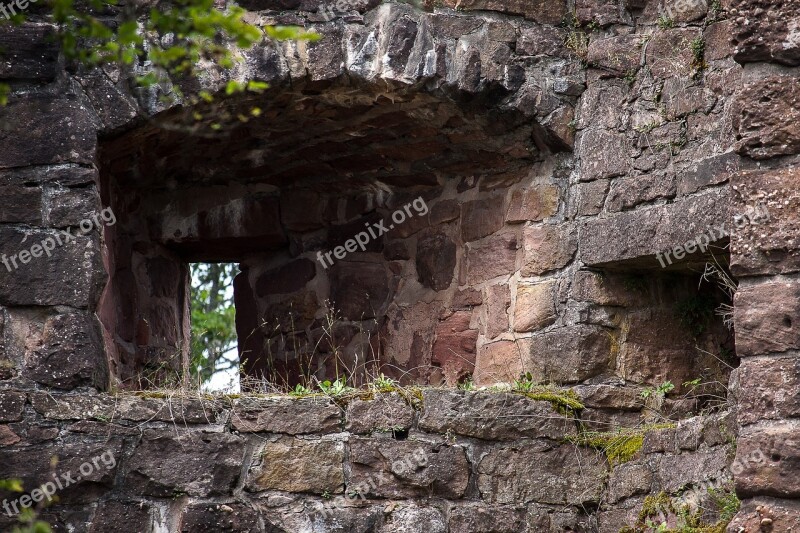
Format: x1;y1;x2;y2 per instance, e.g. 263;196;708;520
246;80;269;92
0;83;10;106
265;25;320;42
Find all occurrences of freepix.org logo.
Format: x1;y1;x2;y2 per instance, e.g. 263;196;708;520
2;450;116;517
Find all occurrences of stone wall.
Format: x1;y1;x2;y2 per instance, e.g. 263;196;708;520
0;388;737;531
1;0;799;529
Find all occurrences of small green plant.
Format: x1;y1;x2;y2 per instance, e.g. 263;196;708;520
710;487;741;522
641;381;675;399
289;383;313;397
624;68;638;85
565;30;590;59
645;519;670;532
585;20;600;32
634;121;660;134
657;15;675;29
372;373;397;392
318;377;352;396
513;372;537;393
321;490;332;499
458;377;475;391
690;37;706;71
1;479;53;533
683;377;702;389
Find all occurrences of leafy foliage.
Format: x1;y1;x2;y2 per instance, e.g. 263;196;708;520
641;380;675;399
0;0;320;119
189;263;239;387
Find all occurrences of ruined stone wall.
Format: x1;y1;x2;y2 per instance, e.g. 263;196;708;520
0;388;738;532
0;0;799;530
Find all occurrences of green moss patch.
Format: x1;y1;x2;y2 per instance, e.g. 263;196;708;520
566;424;675;466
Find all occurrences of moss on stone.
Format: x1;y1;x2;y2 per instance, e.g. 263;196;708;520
625;487;739;533
517;387;585;414
567;423;675;466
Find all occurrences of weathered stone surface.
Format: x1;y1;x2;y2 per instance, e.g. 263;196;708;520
484;283;510;339
606;173;675;212
232;397;341;434
448;503;527;532
645;28;701;79
89;500;154;533
0;25;60;81
31;392;224;424
617;309;698;387
18;310;107;390
0;390;25;422
513;281;557;332
735;423;800;498
574;384;641;411
0;425;20;445
0;96;97;168
731;0;800;66
607;462;652;503
431;311;478;384
735;76;800;159
0;438;123;503
416;232;457;291
575;179;609;216
662;78;716;120
657;448;731;493
579;187;729;266
330;261;392;319
255;259;316;296
587;35;643;75
731;167;800;275
518;24;567;57
44;186;100;227
506;186;560;223
577;83;626;130
461;196;505;242
345;393;414;434
463;229;519;285
474;339;528;385
735;280;800;357
728;496;800;533
477;441;605;505
248;437;344;494
663;0;707;21
576;0;625;26
348;437;468;498
571;270;643;307
440;0;567;24
737;356;800;426
526;325;611;383
126;430;245;497
577;130;628;181
0;185;41;223
521;224;577;276
0;228;102;306
179;502;261;533
419;390;576;440
677;151;740;196
381;505;446;533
